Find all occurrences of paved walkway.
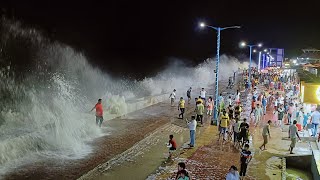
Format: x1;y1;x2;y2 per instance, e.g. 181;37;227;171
151;85;317;179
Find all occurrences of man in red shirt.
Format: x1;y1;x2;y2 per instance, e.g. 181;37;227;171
168;134;177;159
91;99;104;127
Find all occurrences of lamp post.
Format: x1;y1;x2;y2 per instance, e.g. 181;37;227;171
240;42;262;87
200;22;240;124
254;49;268;71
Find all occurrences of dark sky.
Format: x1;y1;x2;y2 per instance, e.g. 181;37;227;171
1;0;320;78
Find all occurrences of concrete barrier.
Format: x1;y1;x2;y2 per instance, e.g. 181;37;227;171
312;150;320;180
102;93;170;121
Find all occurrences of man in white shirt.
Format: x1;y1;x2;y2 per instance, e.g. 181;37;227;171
169;89;176;106
311;108;320;137
227;96;232;106
255;104;263;126
226;165;240;180
187;116;197;148
200;88;206;101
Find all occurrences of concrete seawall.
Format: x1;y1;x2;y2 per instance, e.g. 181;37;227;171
103;93;170;121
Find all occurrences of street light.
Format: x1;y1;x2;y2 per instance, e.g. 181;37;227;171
199;22;240;125
254;49;269;71
240;41;263;86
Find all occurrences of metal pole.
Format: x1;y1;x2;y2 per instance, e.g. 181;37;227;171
212;28;221;124
248;46;252;87
258;51;262;71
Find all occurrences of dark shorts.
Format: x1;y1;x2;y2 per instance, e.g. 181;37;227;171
169;147;176;151
219;127;227;134
96;116;104;127
239;132;248;142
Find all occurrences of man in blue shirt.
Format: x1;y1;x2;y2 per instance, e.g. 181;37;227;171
311;107;320;137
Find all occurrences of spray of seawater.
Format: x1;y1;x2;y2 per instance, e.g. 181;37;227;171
0;19;250;175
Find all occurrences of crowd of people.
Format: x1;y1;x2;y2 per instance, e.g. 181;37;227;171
89;67;320;179
166;67;320;179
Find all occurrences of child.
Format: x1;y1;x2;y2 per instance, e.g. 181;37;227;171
168;135;177;159
206;97;214;116
177;170;189;180
176;162;189;180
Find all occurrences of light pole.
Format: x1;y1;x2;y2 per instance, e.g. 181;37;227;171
200;22;240;125
240;42;262;87
254;49;267;71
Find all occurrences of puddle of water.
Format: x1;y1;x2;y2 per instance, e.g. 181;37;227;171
286;168;313;180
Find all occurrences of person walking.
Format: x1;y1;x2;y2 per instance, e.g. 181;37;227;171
311;107;320;137
240;144;252;179
277;104;285;128
239;118;249;148
296;107;304;128
200;88;207;101
259;120;272;151
218;110;229;142
289;120;301;154
287;103;295;124
233;118;240;147
262;96;267;115
227;96;232;106
187;116;197;148
254;104;263;127
169;89;177;106
90;99;104;127
186;87;192;104
196;101;205;125
178;97;185;119
206;96;214;116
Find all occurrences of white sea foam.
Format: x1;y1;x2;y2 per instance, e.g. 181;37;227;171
0;19;250;175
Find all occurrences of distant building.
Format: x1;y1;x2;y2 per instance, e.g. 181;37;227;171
297;48;320;63
261;48;284;68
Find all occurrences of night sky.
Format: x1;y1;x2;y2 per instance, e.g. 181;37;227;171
1;0;320;78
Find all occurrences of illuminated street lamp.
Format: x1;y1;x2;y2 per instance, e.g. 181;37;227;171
254;48;269;71
199;22;240;125
240;42;263;86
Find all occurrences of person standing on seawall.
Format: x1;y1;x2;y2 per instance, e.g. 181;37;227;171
187;87;192;104
187;115;197;148
91;99;104;127
200;88;206;101
169;89;176;107
178;97;185;119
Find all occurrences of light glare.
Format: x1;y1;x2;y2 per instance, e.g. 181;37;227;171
200;22;205;27
258;43;262;47
240;42;246;47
